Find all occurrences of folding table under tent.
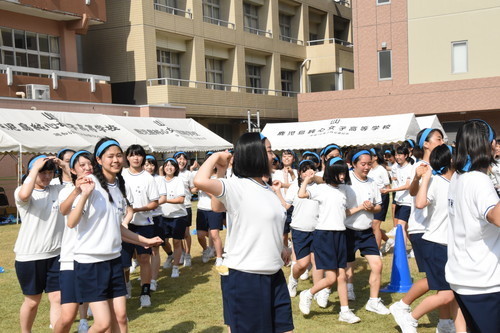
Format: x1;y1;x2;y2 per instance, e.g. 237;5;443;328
261;113;421;150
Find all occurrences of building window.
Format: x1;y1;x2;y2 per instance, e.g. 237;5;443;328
206;58;224;90
157;49;181;85
203;0;220;24
377;0;390;4
0;27;60;70
246;64;263;94
279;14;292;41
154;0;180;15
452;41;468;74
281;70;294;96
243;3;259;34
378;50;392;80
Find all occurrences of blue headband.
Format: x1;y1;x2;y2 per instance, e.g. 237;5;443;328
28;155;48;171
164;158;178;165
446;145;453;155
321;144;342;157
303;151;320;162
96;140;120;157
432;166;446;176
418;128;434;149
145;155;156;161
470;119;495;143
329;157;343;166
206;151;214;157
299;159;314;167
57;148;74;159
384;149;392;154
462;155;472;172
351;150;371;164
259;133;266;140
70;150;91;169
173;151;187;158
370;148;376;155
406;139;415;148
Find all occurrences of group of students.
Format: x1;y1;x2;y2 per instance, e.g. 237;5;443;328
13;119;500;333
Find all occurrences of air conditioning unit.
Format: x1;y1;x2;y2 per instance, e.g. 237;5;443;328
26;84;50;100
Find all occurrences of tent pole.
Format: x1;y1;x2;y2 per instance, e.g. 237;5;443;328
17;145;21;224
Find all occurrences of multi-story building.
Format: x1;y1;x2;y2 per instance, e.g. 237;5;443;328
82;0;354;142
298;0;500;140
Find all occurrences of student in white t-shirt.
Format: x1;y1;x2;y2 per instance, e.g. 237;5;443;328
14;155;67;332
319;144;343;174
446;120;500;333
383;147;398;236
194;133;294;333
344;150;390;316
50;149;75;186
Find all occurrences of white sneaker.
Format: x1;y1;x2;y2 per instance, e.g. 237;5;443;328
171;266;180;278
287;275;298;297
386;227;397;237
339;309;361;324
179;252;185;265
365;298;390;315
130;259;139;273
299;269;309;281
202;248;211;263
395;313;418;333
183;254;192;267
78;320;89;333
436;319;456;333
163;255;173;269
347;285;356;301
407;249;415;258
126;281;132;299
139;294;151;307
299;290;313;315
215;257;223;267
381;238;395;253
314;288;330;308
150;280;158;292
208;247;215;258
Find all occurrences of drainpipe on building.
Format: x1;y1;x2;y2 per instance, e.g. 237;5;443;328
299;59;311;93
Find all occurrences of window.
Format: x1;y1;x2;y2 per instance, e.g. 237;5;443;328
154;0;179;14
452;41;467;73
246;64;262;94
157;49;181;85
243;3;259;34
281;70;293;95
203;0;220;24
377;0;390;4
0;27;60;70
378;50;392;80
206;58;224;90
279;14;292;41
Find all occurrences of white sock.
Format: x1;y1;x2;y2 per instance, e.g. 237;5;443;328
340;306;350;313
80;319;88;324
289;275;298;283
369;297;379;302
399;299;410;308
406;313;418;323
347;283;354;289
305;289;313;298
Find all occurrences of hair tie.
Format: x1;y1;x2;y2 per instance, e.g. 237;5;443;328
28;155;48;171
418;128;434;149
462;155;472;172
432;166;446;175
329;157;343;166
164;158;178;165
96;140;120;157
145;155;156;161
351;150;371;164
70;150;91;169
173;151;187;158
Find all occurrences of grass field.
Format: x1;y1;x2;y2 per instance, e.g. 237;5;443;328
0;204;440;333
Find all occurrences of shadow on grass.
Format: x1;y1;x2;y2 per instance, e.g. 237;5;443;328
158;321;224;333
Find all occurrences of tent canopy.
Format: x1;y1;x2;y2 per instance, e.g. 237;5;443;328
261;113;421;150
416;115;449;142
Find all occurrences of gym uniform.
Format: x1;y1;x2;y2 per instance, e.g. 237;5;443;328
368;164;391;221
393;163;413;223
197;183;224;232
152;174;167;238
273;168;298;234
160;176;187;240
178;169;195;227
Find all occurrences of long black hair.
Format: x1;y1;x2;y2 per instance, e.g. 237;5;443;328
93;137;127;203
233;133;270;178
454;120;496;174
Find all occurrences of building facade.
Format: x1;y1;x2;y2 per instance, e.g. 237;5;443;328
298;0;500;140
82;0;354;142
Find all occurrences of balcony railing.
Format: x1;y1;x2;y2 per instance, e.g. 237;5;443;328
0;64;110;92
203;16;236;29
333;0;350;7
243;26;273;38
279;35;304;45
306;38;353;47
154;3;193;19
147;78;298;97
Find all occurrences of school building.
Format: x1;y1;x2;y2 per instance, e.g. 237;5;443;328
81;0;354;143
297;0;500;142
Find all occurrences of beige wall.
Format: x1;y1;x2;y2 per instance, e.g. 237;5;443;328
408;1;500;84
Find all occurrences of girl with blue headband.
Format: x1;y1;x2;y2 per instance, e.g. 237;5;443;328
51;149;75;186
319;144;342;176
445;120;499;333
14;155;67;332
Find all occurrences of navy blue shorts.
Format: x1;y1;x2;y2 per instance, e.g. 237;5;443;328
312;230;347;270
152;215;164;239
221;275;231;326
283;206;293;234
409;233;428;273
186;207;193;227
394;204;411;222
60;269;78;304
374;193;390;221
421;240;449;290
120;224;155;268
160;216;187;240
196;209;224;231
75;257;127;303
223;269;294;333
346;228;380;263
15;256;60;295
291;229;314;261
454;291;500;333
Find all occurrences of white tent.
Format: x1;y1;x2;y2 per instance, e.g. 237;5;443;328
416;115;449;142
261;113;421;150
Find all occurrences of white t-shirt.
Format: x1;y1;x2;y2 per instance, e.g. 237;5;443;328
14;184;66;261
307;183;346;231
160;176;187;218
285;181;319;232
394;163;413;206
151;174;167;217
345;172;382;231
445;171;500;295
216;177;286;275
73;174;130;263
178;169;194;208
122;169;159;226
273;168;298;196
368;164;390;190
58;185;78;270
422;175;451;246
408;160;430;234
490;160;500;193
